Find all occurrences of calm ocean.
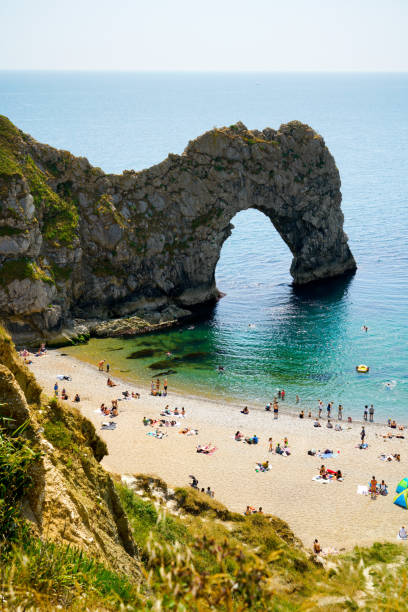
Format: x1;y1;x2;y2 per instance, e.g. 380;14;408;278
1;71;407;421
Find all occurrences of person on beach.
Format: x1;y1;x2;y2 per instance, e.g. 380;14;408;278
399;526;407;540
265;402;271;411
370;476;377;499
54;382;58;396
327;419;333;429
74;393;80;402
335;469;342;480
273;403;279;419
361;427;366;443
284;437;288;447
281;389;285;400
369;405;374;422
299;410;304;419
364;406;368;421
314;419;321;427
241;406;249;415
106;363;110;373
308;410;312;418
318;400;323;418
379;480;388;495
164;378;168;393
235;431;243;441
338;404;343;420
257;507;263;514
107;378;117;387
268;437;273;452
98;360;105;371
320;465;327;479
313;539;322;554
327;402;332;418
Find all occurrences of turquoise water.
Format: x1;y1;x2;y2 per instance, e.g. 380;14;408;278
1;72;407;420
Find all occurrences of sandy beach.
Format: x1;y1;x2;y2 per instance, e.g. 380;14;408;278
28;350;408;552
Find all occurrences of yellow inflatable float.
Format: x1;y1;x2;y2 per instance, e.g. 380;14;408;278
356;364;369;373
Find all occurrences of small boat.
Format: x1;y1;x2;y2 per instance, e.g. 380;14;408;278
356;364;369;373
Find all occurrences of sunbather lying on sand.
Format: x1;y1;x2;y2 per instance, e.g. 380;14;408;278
196;444;217;454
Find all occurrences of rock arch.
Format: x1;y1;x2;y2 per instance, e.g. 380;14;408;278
0;116;356;340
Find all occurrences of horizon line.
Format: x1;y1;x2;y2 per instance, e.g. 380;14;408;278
0;68;407;74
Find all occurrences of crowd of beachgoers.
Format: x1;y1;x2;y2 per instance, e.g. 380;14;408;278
24;344;408;553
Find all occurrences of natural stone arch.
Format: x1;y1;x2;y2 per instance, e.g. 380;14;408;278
0;116;356;341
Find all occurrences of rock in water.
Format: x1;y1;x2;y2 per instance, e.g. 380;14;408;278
0;116;356;344
127;349;158;359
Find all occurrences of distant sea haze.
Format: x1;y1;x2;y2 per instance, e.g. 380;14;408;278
1;71;407;421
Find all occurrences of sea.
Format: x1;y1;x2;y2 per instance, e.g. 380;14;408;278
1;71;407;421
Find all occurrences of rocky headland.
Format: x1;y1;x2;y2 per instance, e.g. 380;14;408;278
0;116;356;345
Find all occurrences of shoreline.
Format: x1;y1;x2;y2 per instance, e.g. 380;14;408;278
28;349;408;552
61;343;396;428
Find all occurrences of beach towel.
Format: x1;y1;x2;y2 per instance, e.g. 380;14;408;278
312;476;330;484
318;452;334;459
57;374;72;381
357;485;369;495
101;422;116;430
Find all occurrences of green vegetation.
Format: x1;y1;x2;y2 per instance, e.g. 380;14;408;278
24;156;79;247
0;258;54;287
0;226;23;237
0;418;41;547
50;262;73;281
95;193;126;228
43;420;74;450
1;539;141;610
0;115;23;181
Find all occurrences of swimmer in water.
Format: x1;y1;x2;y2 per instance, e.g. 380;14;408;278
362;325;368;332
248;323;256;328
217;365;225;372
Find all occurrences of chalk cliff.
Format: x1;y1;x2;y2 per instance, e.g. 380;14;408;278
0;115;356;344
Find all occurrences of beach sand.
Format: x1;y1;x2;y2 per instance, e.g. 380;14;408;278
28;350;408;552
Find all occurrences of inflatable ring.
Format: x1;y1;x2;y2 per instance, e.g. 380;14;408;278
356;364;369;373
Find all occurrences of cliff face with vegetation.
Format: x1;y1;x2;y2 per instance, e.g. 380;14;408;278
0;115;356;344
1;327;408;610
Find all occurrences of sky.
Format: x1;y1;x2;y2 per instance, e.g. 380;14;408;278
0;0;407;72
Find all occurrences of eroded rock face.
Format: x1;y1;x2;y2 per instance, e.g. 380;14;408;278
0;116;356;342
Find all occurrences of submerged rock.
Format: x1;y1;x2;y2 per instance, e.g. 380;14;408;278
127;348;158;359
0;115;356;344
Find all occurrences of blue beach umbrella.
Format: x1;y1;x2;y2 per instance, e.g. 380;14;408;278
393;490;408;509
396;478;408;494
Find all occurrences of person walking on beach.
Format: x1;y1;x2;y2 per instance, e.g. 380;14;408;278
106;363;110;373
369;404;374;422
268;437;273;452
370;476;377;500
164;378;168;393
361;426;366;444
273;402;279;419
327;402;332;419
364;406;368;421
98;359;105;371
54;381;58;396
338;404;343;420
318;400;323;418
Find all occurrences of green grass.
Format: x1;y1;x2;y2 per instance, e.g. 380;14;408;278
1;538;141;610
43;420;74;450
25;156;79;247
0;258;54;287
0;226;23;237
0;419;41;546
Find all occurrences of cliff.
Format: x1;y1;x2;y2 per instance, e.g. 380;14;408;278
0;115;356;344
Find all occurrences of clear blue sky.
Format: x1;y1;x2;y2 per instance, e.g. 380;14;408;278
0;0;407;71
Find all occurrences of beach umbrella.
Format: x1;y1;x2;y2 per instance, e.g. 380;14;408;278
396;478;408;494
393;490;408;509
